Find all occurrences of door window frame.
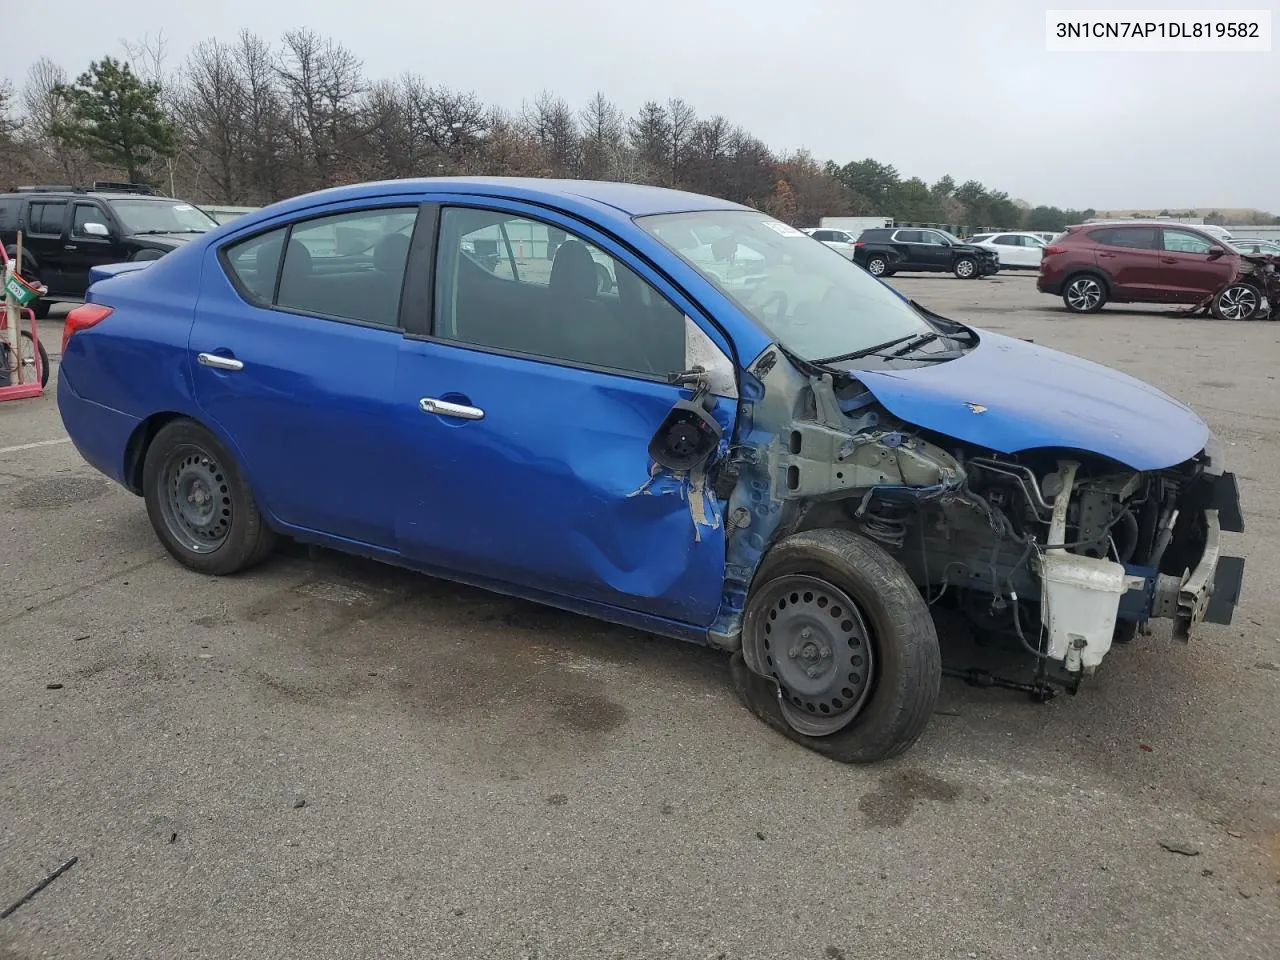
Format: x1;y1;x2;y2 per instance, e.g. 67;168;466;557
216;199;429;333
71;201;114;243
25;199;69;238
405;196;738;389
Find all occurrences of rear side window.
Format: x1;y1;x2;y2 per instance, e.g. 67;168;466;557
1090;227;1158;250
895;230;923;242
27;201;67;235
859;229;890;241
221;207;419;328
224;227;287;303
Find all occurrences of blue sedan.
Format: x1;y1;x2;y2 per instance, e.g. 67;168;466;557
58;178;1245;762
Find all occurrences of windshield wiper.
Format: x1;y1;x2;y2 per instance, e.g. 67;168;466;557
131;229;207;235
881;332;940;357
812;334;922;365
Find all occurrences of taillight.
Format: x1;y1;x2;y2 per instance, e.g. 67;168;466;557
1042;245;1066;256
854;241;864;248
62;303;113;352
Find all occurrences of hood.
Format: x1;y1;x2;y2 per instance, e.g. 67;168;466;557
131;232;199;248
956;243;995;257
850;329;1209;471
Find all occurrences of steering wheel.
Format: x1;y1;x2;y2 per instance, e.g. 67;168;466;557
758;290;788;322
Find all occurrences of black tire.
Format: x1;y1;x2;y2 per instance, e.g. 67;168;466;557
865;255;889;277
18;330;50;388
1211;282;1262;321
732;529;941;764
953;257;978;279
142;419;277;575
33;299;52;320
1062;274;1107;313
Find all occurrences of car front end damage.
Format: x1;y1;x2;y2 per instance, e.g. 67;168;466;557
1194;252;1280;321
708;344;1246;705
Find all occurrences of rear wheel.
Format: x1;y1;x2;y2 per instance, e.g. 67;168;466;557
142;419;276;575
733;529;941;764
1211;283;1261;321
865;255;889;277
1063;274;1107;313
954;257;977;279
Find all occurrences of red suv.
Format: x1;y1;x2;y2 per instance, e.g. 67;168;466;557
1038;222;1264;320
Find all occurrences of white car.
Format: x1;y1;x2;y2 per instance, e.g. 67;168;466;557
801;227;859;260
965;231;1047;269
1229;238;1280;256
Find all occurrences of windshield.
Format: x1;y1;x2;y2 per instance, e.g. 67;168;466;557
638;210;932;360
110;199;217;234
935;230;964;244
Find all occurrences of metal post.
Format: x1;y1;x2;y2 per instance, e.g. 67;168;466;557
3;237;21;383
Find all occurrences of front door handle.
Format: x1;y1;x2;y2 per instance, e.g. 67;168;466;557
1161;257;1179;263
420;397;484;421
198;352;244;371
64;244;78;251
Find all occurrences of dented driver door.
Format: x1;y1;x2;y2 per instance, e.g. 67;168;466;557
391;200;739;629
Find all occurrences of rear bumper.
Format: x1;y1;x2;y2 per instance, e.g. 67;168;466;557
1037;274;1062;295
56;367;140;488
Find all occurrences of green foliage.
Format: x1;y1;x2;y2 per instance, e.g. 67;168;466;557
51;56;175;183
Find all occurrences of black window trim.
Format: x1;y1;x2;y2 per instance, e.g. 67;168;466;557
26;199;70;238
216;199;426;333
409;200;712;387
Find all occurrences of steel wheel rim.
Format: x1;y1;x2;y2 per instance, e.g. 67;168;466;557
1219;285;1257;320
159;445;233;554
868;259;886;276
956;259;975;278
750;574;876;737
18;336;39;380
1067;278;1100;310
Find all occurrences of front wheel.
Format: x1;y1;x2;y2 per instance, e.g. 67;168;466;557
1212;283;1261;321
733;529;941;763
142;419;277;575
954;257;977;279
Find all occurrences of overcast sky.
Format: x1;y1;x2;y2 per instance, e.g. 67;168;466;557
5;0;1277;212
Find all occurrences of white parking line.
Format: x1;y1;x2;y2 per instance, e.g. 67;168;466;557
0;437;71;455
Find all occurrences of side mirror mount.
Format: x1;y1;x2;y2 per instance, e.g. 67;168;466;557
81;221;110;238
648;390;722;473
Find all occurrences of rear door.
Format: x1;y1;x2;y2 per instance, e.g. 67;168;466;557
392;199;737;627
21;198;72;293
890;229;927;268
190;200;422;550
1089;226;1162;298
1158;227;1238;302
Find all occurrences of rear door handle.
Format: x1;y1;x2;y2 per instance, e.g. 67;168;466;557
420;397;484;421
1161;257;1179;263
64;244;77;251
198;352;244;371
1098;252;1117;258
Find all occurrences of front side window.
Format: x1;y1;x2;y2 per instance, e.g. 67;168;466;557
994;235;1019;246
221;206;418;328
1162;229;1214;254
110;199;217;235
639;210;933;363
921;231;949;246
72;203;109;237
435;207;686;377
28;201;66;235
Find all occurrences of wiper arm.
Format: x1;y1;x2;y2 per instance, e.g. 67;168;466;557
812;334;920;365
882;332;940;357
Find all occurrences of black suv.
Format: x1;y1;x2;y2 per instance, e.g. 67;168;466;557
853;227;999;279
0;182;219;316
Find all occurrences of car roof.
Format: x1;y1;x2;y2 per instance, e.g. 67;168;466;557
242;177;752;230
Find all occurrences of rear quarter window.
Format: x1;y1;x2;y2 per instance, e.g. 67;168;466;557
223;227;287;303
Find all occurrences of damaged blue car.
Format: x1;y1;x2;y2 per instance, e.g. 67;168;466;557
57;178;1247;762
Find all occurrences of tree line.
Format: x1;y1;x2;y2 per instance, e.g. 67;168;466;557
2;29;1106;231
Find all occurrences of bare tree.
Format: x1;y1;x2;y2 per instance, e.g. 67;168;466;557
233;31;288;202
522;90;580;177
666;97;696;186
172;39;246;202
628;101;670;185
579;92;624;180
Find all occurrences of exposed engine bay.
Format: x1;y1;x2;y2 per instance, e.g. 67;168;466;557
713;344;1246;702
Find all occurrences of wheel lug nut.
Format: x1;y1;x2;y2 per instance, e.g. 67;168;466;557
800;628;812;640
789;647;801;658
806;667;820;679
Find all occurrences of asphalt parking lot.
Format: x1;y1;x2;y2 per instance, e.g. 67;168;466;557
2;273;1278;960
